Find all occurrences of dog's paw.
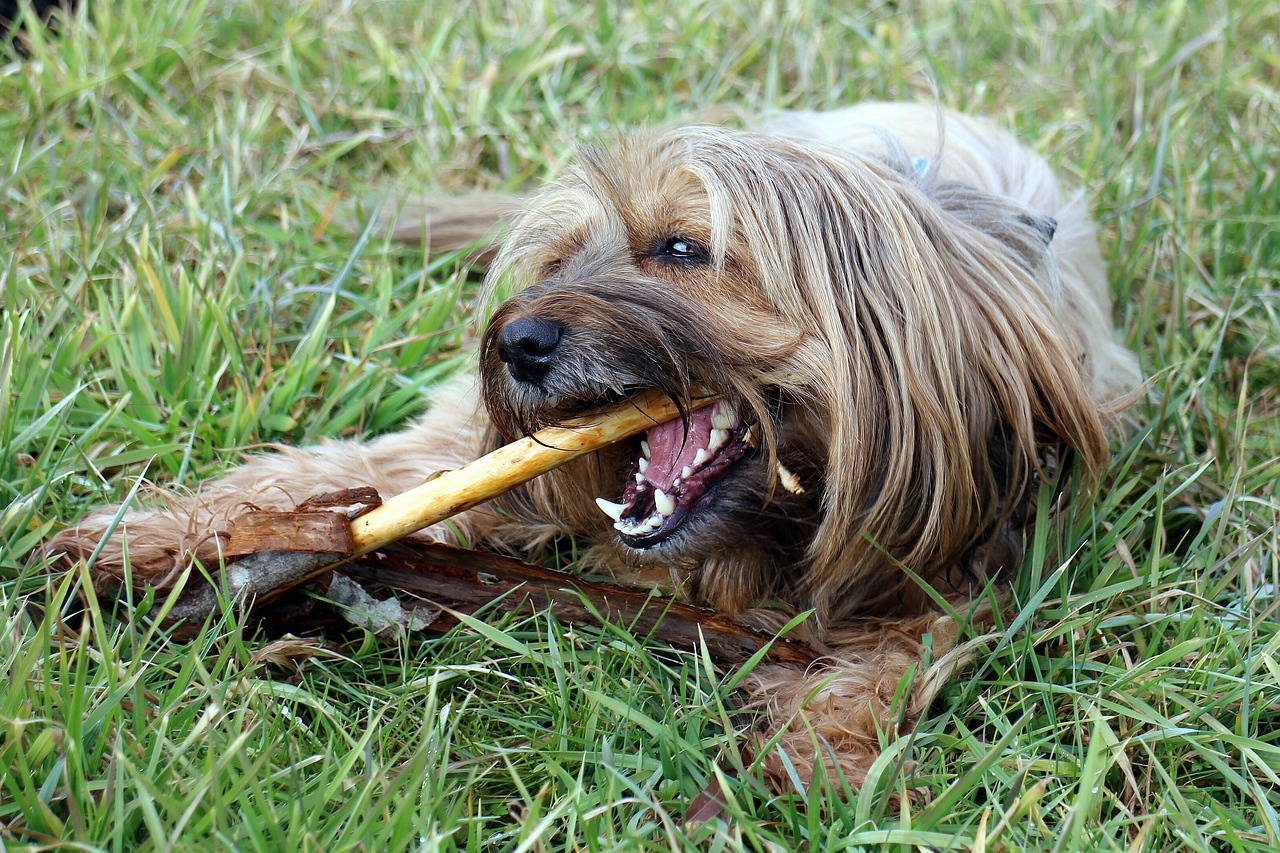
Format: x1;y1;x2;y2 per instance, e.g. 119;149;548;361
744;649;935;799
752;726;931;806
44;499;235;591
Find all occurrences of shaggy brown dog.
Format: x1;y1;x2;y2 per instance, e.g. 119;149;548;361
50;102;1139;790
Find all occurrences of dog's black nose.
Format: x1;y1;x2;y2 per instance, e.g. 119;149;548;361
495;316;564;384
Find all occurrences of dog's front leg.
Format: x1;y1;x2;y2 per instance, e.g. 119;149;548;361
46;376;498;577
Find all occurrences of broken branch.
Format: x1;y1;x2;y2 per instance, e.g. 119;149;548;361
340;543;821;667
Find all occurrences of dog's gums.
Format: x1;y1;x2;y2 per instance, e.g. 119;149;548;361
594;399;756;547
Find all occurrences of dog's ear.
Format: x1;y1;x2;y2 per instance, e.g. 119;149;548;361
815;167;1109;611
684;135;1109;616
1025;213;1058;244
923;179;1065;300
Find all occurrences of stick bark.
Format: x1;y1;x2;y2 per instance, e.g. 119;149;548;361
340;543;821;666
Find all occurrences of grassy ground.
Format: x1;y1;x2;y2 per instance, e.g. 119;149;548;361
2;0;1277;849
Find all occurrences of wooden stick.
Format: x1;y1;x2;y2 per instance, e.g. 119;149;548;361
150;390;825;669
213;390;715;612
349;389;715;555
96;390;826;670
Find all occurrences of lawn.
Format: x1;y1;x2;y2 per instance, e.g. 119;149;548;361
1;0;1277;849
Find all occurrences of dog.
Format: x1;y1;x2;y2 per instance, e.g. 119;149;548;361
49;102;1140;791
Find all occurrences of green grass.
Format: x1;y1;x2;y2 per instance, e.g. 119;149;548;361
2;0;1277;849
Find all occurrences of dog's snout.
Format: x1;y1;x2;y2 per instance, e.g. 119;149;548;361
495;316;564;383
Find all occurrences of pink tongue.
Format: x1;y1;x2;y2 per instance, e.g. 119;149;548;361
643;407;715;490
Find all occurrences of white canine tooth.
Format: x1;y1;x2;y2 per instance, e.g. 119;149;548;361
711;400;737;429
681;466;692;479
709;428;729;448
693;448;711;467
776;461;806;495
638;457;649;474
653;489;675;517
641;440;652;458
595;497;627;522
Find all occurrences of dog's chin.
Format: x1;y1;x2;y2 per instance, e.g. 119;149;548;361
592;398;760;552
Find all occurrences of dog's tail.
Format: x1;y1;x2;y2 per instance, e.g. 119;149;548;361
380;191;525;265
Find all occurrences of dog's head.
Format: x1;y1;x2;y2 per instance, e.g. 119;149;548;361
477;127;1108;619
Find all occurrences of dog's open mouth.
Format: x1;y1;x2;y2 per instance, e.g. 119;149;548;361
594;399;755;548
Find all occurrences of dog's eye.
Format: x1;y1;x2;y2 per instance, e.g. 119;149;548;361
644;236;709;264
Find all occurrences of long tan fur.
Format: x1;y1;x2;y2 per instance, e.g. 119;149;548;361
49;102;1139;792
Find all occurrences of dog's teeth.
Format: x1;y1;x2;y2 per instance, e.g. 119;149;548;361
595;497;627;522
709;428;729;448
615;509;668;538
743;425;758;447
641;440;652;458
681;466;692;479
653;489;675;517
693;448;710;467
638;457;649;474
711;401;737;430
618;515;657;535
776;461;806;495
635;472;644;483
